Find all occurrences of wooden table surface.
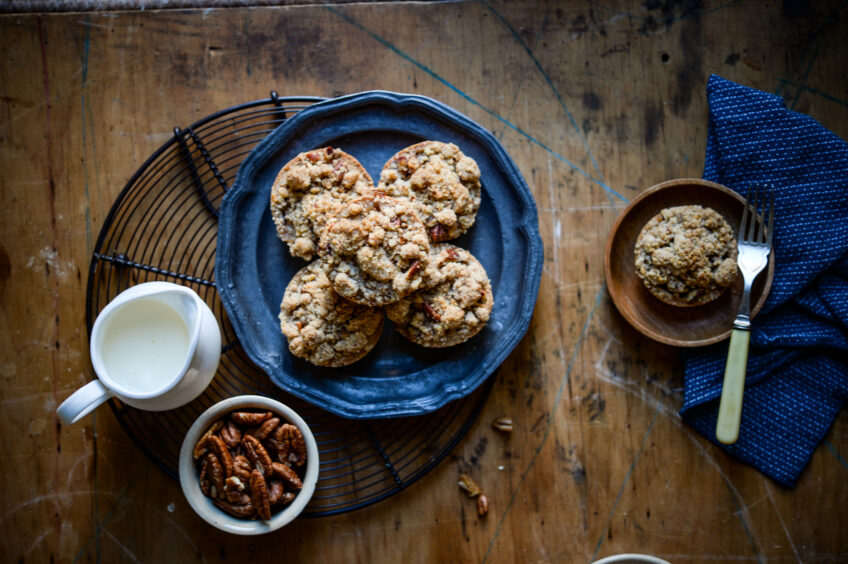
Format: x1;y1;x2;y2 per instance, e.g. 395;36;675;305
2;1;847;562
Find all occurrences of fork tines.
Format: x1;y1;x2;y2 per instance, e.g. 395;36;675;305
740;184;775;247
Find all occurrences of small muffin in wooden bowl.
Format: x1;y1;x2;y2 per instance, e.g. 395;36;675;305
634;204;738;306
605;178;773;347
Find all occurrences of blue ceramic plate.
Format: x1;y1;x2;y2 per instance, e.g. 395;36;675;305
216;91;542;419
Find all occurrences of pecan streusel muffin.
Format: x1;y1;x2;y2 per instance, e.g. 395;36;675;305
386;244;493;347
318;193;430;307
634;205;738;306
377;141;482;242
270;147;374;260
279;262;383;367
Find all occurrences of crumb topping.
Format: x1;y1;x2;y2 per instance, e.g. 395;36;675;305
270;147;373;260
279;262;383;367
378;141;481;242
318;194;430;306
386;244;493;347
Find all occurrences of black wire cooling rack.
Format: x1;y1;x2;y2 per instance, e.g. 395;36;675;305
86;93;493;517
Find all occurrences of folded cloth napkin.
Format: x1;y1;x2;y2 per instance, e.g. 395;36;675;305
679;74;848;487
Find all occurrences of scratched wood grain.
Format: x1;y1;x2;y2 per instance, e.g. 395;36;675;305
1;1;847;562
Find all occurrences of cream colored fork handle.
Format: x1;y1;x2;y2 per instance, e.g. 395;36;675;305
716;329;750;444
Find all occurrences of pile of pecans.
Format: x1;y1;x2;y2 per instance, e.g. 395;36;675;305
455;415;514;519
193;409;307;521
458;474;488;517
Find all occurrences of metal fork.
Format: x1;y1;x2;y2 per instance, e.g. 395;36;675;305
716;185;775;445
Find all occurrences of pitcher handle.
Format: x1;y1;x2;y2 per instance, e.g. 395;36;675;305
57;380;115;425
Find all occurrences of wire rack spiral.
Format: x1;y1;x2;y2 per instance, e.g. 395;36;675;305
86;93;493;517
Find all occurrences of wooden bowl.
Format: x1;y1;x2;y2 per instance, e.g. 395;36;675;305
604;178;774;347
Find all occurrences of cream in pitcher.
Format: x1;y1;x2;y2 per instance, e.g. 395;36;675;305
100;298;192;394
57;282;221;424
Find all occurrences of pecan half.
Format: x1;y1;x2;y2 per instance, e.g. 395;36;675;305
267;480;284;506
213;499;255;518
306;151;321;163
272;462;303;490
220;420;242;449
275;424;307;467
226;476;246;492
423;302;441;321
192;435;209;460
445;247;460;261
397;153;419;172
248;417;280;441
458;474;481;498
206;452;226;500
266;437;285;456
477;494;489;517
406;260;421;279
207;435;233;478
233;455;252;483
192;419;224;459
231;411;273;426
242;435;274;475
429;224;449;242
269;425;291;464
250;469;272;521
491;416;514;433
199;458;211;497
224;476;246;503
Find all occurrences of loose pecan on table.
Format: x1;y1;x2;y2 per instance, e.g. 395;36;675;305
457;474;482;498
476;494;489;517
491;416;514;434
458;473;490;519
194;409;308;521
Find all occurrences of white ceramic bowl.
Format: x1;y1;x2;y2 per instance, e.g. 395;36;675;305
592;555;670;564
178;395;319;534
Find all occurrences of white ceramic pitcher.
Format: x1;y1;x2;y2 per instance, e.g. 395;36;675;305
57;282;221;424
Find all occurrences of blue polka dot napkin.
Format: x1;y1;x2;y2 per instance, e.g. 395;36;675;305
679;75;848;487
